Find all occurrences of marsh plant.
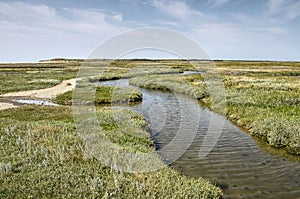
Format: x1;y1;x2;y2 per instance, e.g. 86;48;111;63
54;85;142;105
0;106;222;198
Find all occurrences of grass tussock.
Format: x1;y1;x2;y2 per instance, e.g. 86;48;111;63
54;85;142;105
0;106;222;198
129;74;209;100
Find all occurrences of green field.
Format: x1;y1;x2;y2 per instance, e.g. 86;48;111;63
1;59;300;198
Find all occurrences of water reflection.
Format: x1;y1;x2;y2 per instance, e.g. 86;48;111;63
13;99;58;106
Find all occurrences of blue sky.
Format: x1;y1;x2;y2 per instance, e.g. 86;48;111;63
1;0;300;62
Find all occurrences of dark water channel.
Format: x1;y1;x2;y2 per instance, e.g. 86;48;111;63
99;75;300;199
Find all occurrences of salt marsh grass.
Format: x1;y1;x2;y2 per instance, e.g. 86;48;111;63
0;106;222;198
2;59;300;198
0;62;80;94
128;60;300;155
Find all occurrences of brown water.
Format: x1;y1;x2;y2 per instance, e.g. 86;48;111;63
100;77;300;199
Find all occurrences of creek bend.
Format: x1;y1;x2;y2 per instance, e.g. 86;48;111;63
99;75;300;199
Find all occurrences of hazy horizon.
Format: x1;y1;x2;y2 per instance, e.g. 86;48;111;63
2;57;300;64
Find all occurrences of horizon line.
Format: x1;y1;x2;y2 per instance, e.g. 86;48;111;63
1;57;300;64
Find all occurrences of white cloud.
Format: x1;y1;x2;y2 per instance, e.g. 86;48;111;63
0;1;127;62
208;0;231;7
229;12;288;36
0;1;56;27
255;27;287;34
267;0;288;14
266;0;300;20
151;0;202;20
61;8;124;33
0;1;126;34
112;13;123;21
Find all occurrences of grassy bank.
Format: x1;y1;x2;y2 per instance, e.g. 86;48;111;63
0;106;222;198
219;61;300;155
129;73;208;99
54;85;142;105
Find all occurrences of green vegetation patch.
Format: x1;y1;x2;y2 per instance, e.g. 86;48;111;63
96;86;142;104
54;85;142;105
0;106;222;198
129;74;209;100
223;71;300;154
0;63;79;94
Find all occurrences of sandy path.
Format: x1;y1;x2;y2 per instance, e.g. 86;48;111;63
0;78;79;111
0;102;18;111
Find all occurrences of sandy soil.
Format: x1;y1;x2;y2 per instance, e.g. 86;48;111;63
0;102;18;111
0;78;79;111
